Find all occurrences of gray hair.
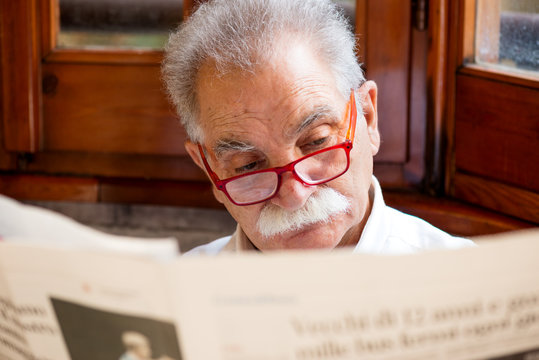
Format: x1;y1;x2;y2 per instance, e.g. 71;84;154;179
162;0;365;142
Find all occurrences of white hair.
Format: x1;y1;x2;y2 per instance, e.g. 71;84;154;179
257;187;350;238
162;0;365;142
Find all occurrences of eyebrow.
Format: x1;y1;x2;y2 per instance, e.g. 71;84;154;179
213;139;256;158
293;105;336;136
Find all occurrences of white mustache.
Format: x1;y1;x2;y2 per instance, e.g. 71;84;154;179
256;187;350;238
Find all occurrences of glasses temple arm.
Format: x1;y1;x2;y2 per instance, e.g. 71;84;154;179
346;90;357;141
197;144;222;185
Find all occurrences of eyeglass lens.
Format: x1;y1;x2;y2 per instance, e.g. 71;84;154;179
295;145;348;183
225;171;278;204
224;146;348;204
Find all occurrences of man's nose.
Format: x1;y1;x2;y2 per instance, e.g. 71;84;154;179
269;171;316;211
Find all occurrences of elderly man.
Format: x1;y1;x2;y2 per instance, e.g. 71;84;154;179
162;0;472;254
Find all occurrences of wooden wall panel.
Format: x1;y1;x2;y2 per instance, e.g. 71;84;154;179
453;172;539;223
0;174;98;202
0;175;222;208
0;150;16;170
42;63;186;156
0;56;17;171
366;0;410;163
384;189;534;236
406;26;428;184
24;151;206;181
100;179;221;208
455;74;539;192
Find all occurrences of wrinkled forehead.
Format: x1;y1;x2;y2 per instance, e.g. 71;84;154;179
194;43;345;148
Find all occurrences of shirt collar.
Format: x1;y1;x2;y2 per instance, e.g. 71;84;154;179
353;176;391;253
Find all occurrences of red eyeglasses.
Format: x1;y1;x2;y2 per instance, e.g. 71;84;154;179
198;90;357;206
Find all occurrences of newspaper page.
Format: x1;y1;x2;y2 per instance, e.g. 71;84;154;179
0;244;182;360
172;229;539;360
0;195;180;261
0;257;33;359
0;229;538;360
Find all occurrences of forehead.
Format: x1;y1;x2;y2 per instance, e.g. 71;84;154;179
195;43;344;147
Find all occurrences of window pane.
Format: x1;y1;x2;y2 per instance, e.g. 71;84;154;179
57;0;183;50
476;0;539;73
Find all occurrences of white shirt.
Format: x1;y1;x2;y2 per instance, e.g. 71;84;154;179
186;176;474;255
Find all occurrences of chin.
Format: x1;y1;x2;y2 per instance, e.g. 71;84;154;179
258;222;342;251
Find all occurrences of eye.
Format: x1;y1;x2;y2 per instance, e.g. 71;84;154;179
309;137;329;147
235;159;264;174
301;136;330;152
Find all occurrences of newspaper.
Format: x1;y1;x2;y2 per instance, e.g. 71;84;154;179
1;227;538;360
0;195;180;261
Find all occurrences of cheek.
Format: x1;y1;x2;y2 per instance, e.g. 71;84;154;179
223;201;263;229
349;132;374;179
328;152;372;209
212;186;227;204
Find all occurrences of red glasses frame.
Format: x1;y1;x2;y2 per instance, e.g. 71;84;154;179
198;90;358;206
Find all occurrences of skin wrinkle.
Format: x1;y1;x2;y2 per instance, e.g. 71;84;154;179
200;56;335;149
280;80;331;116
213;106;337;162
207;90;336;155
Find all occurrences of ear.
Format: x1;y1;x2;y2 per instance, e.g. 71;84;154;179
185;140;206;170
185;140;226;205
357;80;380;156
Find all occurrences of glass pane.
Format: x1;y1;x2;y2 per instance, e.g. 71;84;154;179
476;0;539;73
332;0;356;31
57;0;183;50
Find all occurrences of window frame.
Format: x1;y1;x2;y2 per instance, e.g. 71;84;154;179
429;0;539;223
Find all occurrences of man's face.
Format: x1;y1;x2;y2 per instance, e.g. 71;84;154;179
186;43;380;251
